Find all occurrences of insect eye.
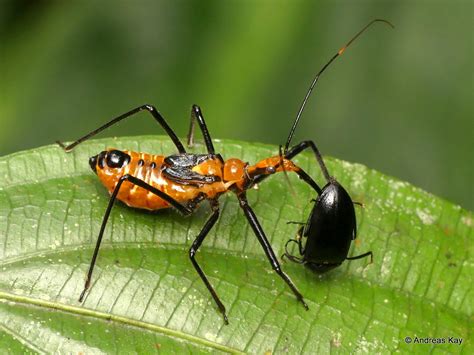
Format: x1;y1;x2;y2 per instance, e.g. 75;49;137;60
266;166;276;174
106;150;130;168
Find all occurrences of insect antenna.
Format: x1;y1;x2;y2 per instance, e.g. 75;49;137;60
283;19;394;154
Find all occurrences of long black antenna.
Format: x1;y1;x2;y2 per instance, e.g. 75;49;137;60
284;19;394;153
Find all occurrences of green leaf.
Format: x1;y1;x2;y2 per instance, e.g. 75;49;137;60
0;136;472;353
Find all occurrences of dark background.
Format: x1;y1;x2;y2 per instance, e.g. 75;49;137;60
1;0;472;210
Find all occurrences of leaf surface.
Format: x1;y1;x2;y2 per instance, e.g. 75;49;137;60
0;136;471;353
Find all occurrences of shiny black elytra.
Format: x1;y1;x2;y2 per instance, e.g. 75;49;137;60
283;178;372;272
280;19;394;272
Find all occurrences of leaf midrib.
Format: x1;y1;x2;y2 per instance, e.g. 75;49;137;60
1;244;471;326
0;290;243;354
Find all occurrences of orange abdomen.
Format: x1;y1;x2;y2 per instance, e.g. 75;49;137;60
96;151;198;210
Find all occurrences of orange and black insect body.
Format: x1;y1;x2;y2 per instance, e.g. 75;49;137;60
58;104;320;324
57;19;391;324
89;148;306;212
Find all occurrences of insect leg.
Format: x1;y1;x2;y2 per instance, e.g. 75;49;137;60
188;200;228;324
282;253;305;264
282;238;305;264
237;193;308;310
57;104;186;153
284;140;331;182
346;251;373;263
252;163;322;194
296;225;306;255
79;174;192;302
293;167;323;194
187;104;215;154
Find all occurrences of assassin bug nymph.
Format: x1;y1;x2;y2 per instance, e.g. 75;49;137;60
57;104;320;324
57;19;391;324
281;19;393;272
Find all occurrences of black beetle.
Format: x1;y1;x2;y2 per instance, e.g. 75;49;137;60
278;19;393;272
282;176;372;272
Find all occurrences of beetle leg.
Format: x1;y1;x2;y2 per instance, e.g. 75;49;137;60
79;174;192;303
282;253;305;264
296;226;306;255
284;238;298;255
237;193;308;310
282;239;305;264
56;104;186;153
286;221;305;225
346;251;373;264
188;200;229;324
187;105;215;154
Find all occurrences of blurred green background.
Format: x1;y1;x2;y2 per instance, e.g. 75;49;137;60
1;0;472;210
